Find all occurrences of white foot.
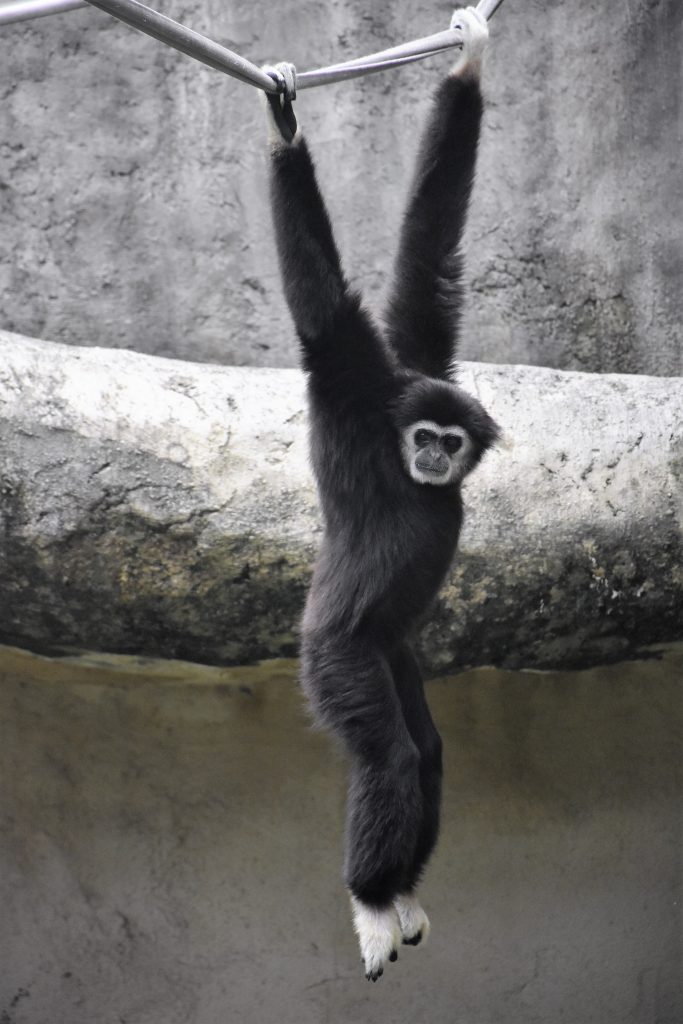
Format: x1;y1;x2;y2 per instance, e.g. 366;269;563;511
350;896;402;982
449;6;490;78
393;892;431;947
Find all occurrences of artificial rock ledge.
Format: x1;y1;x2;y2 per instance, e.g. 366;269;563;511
0;329;681;673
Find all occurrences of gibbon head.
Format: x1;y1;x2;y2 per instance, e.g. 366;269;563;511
395;376;500;487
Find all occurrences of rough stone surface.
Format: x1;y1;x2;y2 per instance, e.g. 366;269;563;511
1;645;681;1024
0;329;681;671
0;0;681;375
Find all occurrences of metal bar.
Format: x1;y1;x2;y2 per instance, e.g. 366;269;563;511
476;0;507;20
298;49;451;90
307;27;460;74
84;0;278;91
1;0;507;92
298;29;459;90
297;0;506;90
0;0;85;25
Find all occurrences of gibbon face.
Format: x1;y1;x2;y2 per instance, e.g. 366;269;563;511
395;376;500;487
401;419;474;486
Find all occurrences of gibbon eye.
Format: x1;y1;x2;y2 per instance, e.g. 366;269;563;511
414;429;436;447
443;434;463;454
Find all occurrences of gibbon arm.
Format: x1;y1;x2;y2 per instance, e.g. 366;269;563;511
383;49;485;380
269;132;347;344
267;97;392;393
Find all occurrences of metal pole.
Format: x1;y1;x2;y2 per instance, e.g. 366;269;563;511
476;0;507;21
297;50;452;89
0;0;85;25
297;28;460;90
1;0;507;90
84;0;278;91
298;0;506;90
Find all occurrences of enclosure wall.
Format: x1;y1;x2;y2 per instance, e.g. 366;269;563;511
0;0;681;373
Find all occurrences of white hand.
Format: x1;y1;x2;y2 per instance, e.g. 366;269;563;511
449;6;489;76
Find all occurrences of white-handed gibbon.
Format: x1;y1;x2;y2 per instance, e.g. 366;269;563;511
264;7;499;981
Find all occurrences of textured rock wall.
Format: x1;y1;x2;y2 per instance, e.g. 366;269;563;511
1;0;681;374
1;330;681;672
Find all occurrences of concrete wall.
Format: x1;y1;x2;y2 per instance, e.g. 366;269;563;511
1;0;681;375
1;644;681;1024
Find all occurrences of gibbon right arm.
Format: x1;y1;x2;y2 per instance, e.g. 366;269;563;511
268;130;347;344
267;95;391;393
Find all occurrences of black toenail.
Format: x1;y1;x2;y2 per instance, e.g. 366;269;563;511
389;950;398;962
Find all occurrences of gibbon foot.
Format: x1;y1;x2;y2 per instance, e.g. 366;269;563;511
350;896;402;981
449;6;489;77
393;892;431;947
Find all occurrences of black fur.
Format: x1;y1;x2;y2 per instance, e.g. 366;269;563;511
268;72;498;909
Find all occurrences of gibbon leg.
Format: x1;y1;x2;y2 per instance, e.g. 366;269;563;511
389;643;443;945
300;631;423;979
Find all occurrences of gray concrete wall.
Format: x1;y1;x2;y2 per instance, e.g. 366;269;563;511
1;644;681;1024
1;0;681;375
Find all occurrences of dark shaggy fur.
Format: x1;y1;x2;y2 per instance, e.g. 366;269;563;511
268;72;499;908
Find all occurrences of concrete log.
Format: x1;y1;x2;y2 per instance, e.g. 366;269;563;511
0;329;681;672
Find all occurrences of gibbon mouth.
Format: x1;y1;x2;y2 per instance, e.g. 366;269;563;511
415;461;448;476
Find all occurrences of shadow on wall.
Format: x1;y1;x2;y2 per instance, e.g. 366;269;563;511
1;644;681;1023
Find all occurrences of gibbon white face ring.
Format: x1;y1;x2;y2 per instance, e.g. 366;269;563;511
401;419;474;485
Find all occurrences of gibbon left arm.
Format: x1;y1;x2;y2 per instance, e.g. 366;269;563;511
384;7;489;381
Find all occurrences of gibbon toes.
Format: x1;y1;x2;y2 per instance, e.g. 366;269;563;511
350;896;402;982
393;892;431;948
349;894;432;978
